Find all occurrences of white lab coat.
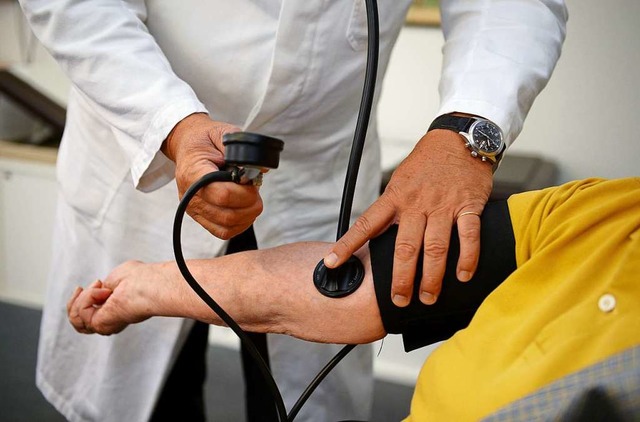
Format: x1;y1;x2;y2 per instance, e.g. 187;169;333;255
19;0;567;421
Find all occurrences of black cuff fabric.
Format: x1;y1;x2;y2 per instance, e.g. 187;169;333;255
369;200;516;352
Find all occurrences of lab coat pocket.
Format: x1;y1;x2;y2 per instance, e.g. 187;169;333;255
347;0;368;51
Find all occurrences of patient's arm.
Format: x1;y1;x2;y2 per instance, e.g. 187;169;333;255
68;200;516;348
67;242;386;344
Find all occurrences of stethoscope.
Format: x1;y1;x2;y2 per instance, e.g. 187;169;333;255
173;1;379;420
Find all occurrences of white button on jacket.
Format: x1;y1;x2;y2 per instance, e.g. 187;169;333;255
599;294;617;313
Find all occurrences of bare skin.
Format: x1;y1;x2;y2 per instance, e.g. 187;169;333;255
67;243;386;345
162;113;263;240
325;127;493;307
165;112;493;309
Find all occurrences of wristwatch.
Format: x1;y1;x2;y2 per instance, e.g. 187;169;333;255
428;114;505;172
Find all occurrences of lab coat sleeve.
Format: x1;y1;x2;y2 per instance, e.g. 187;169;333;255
19;0;208;191
436;0;568;147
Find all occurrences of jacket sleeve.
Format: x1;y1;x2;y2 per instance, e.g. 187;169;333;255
18;0;208;191
436;0;568;147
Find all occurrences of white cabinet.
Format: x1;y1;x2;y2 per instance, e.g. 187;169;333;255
0;149;57;307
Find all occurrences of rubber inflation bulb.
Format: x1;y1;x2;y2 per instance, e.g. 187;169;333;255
313;256;365;298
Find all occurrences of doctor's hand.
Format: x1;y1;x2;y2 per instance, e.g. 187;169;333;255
324;130;493;307
162;113;263;240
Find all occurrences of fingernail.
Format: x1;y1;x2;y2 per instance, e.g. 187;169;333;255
393;294;409;307
458;271;472;282
324;253;338;267
420;291;437;305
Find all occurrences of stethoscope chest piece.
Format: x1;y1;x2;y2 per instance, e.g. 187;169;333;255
313;256;365;298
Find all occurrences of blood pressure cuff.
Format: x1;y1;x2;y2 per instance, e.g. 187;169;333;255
369;200;516;352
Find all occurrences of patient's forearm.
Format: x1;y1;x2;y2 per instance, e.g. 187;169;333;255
69;200;516;349
73;242;385;344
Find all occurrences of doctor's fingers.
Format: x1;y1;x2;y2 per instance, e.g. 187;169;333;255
455;211;482;282
390;212;427;307
199;182;262;209
324;196;396;269
188;185;263;228
188;201;261;240
417;215;454;305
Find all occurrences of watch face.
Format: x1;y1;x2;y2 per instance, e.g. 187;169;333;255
471;120;503;154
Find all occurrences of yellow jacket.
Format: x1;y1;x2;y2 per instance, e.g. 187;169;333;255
407;178;640;420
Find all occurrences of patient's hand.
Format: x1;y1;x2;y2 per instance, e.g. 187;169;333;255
67;261;163;335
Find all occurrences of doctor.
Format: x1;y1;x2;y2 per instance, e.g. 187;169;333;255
19;1;567;421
